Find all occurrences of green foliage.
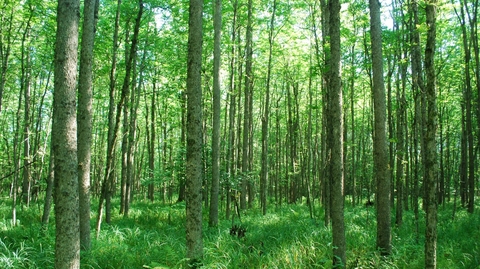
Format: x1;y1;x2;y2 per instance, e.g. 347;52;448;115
0;199;479;268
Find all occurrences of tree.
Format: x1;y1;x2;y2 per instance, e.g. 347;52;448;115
455;0;474;213
96;0;122;237
78;0;99;251
20;4;33;206
260;0;276;215
209;0;222;227
224;0;239;220
0;0;15;114
369;0;391;255
185;0;204;265
53;0;80;267
424;0;438;267
96;0;143;234
409;0;425;239
241;0;254;210
324;0;346;265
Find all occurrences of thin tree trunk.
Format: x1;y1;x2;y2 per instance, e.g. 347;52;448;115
369;0;391;255
261;0;276;215
395;84;406;227
241;0;253;210
120;94;129;213
21;7;33;206
424;0;438;267
225;0;238;220
97;0;143;235
41;144;54;229
464;0;478;214
0;1;15;114
319;0;330;227
125;43;144;216
209;0;222;227
96;0;122;237
78;0;99;251
146;78;156;202
456;0;474;214
410;0;424;239
12;87;23;226
177;89;186;203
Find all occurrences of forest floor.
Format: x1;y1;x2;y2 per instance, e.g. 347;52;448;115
0;197;479;268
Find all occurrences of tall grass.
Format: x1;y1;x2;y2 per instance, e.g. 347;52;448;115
0;197;478;268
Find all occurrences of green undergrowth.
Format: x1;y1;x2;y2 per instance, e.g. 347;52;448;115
0;198;479;268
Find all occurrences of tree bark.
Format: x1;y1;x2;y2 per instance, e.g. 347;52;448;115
186;0;204;265
463;0;478;214
369;0;391;255
225;0;238;220
456;0;474;214
325;0;346;265
42;145;55;229
319;0;331;227
261;0;276;215
410;0;424;239
0;1;15;114
78;0;99;251
424;0;438;267
241;0;254;210
53;0;80;267
20;7;33;206
147;77;156;202
209;0;222;227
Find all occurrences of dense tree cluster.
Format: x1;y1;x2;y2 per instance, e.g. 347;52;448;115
0;0;477;267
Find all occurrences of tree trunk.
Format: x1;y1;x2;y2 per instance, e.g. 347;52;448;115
185;0;204;265
261;0;276;215
209;0;222;227
241;0;253;210
369;0;391;255
395;34;407;225
78;0;99;251
125;43;144;216
21;9;33;206
97;0;142;234
177;89;187;203
225;0;238;220
53;0;80;267
463;0;478;214
12;87;23;226
146;78;156;202
120;92;129;213
424;0;438;267
325;0;346;265
0;1;15;114
456;0;474;214
410;0;424;239
42;145;55;229
319;0;331;228
96;0;121;237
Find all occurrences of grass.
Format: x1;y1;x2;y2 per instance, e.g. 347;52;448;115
0;197;479;268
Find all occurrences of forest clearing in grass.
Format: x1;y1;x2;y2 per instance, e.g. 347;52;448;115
0;198;478;269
